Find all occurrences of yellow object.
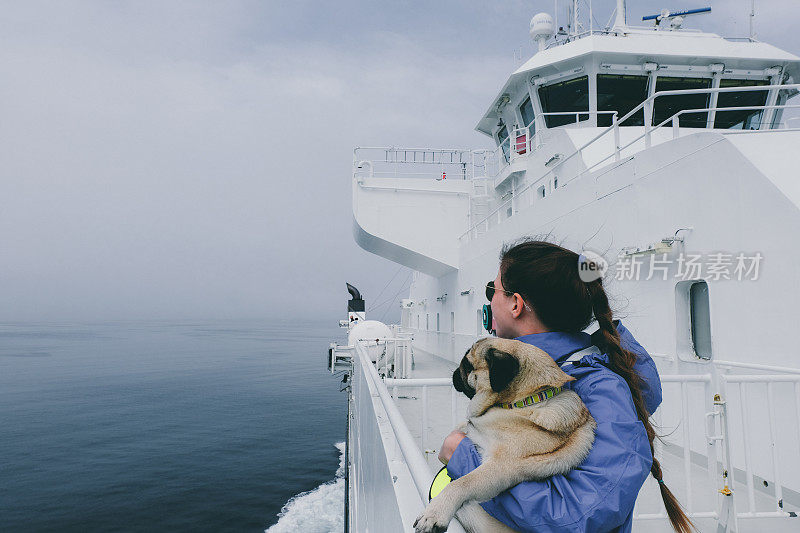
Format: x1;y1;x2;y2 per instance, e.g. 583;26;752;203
429;466;452;500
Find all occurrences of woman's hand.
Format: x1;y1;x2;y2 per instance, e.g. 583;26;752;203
438;430;466;464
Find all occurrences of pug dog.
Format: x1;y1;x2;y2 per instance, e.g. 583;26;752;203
414;338;597;533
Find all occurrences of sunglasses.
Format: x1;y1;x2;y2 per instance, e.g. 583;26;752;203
485;280;514;301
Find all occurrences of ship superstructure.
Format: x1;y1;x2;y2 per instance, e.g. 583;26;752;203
333;4;800;531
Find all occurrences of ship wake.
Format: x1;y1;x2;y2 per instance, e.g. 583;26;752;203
265;441;345;533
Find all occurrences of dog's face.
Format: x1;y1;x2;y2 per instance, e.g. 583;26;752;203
453;338;575;409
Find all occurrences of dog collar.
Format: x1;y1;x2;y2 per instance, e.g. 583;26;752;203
497;386;562;409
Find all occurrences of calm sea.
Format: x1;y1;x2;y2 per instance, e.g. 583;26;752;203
0;320;347;532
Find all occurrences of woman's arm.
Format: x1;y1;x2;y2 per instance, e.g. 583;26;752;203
446;371;653;533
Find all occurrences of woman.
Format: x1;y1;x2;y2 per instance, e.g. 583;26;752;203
439;240;692;533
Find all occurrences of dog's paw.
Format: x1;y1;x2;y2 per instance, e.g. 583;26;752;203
413;509;450;533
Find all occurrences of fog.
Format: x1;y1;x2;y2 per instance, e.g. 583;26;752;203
1;1;797;323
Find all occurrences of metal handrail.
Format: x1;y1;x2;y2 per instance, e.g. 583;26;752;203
573;103;800;183
642;371;798;523
354;146;494;181
481;110;621;187
357;344;468;533
354;146;481;157
463;112;621;235
715;359;800;375
376;335;800;528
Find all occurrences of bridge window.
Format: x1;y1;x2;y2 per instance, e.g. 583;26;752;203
714;79;770;129
519;96;536;132
538;76;589;128
653;76;712;128
496;124;510;163
597;74;648;126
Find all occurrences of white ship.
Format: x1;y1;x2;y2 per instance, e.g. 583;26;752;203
329;2;800;531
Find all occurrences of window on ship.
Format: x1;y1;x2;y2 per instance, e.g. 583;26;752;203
652;76;712;128
496;123;510;163
538;76;589;128
689;281;712;360
714;79;770;129
519;95;535;133
597;74;648;126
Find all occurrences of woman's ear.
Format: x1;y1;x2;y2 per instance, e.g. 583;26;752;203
510;293;525;319
485;348;520;392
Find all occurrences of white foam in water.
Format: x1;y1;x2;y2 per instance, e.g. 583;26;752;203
266;442;346;533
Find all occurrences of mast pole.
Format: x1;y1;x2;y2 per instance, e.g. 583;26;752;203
573;0;578;36
554;0;558;33
614;0;627;29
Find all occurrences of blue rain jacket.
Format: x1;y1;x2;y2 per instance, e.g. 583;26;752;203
446;321;662;533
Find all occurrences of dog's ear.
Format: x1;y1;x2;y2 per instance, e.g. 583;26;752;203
485;348;520;392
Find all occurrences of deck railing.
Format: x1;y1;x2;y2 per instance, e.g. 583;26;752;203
375;352;800;530
354;341;468;533
353;147;492;181
371;337;414;378
721;373;800;518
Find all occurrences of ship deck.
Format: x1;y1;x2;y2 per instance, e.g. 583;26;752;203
389;346;800;532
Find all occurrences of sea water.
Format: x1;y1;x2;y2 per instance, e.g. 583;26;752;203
0;320;347;532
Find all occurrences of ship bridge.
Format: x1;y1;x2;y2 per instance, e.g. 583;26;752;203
351;12;800;275
478;28;800;157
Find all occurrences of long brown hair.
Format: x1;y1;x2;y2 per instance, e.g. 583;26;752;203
500;238;694;533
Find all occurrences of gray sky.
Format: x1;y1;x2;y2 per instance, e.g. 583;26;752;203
1;1;797;323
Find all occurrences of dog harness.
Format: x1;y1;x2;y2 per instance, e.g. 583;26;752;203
496;345;601;409
497;386;562;409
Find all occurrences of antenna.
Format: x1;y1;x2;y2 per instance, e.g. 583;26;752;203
554;0;558;34
570;0;585;37
750;0;756;41
613;0;627;29
572;0;578;37
642;7;711;24
530;13;556;53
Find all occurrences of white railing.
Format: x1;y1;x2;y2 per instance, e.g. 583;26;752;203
375;358;800;530
715;359;800;375
633;374;719;521
384;377;461;456
459;83;800;243
375;337;414;378
637;369;800;526
493;111;620;178
352;111;616;186
353;147;492;181
354;341;468;532
574;103;800;185
721;374;800;519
